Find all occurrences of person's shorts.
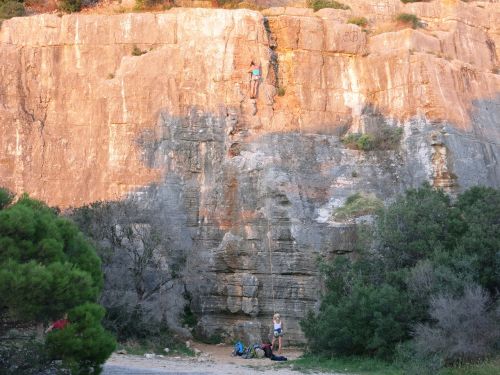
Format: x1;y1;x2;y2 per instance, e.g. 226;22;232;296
252;75;260;81
273;328;284;337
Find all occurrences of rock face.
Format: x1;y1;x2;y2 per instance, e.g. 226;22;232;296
0;2;499;343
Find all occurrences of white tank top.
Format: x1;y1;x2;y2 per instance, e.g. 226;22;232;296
274;321;282;330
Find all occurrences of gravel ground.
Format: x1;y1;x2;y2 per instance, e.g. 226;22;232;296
102;344;336;375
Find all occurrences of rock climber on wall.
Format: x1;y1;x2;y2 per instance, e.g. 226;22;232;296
248;61;261;99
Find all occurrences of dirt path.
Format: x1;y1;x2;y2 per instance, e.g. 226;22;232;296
103;343;337;374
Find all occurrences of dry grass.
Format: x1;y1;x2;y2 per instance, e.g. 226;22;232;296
308;0;350;11
348;16;368;28
395;13;420;29
218;0;263;10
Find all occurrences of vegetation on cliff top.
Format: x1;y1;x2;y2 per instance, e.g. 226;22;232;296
348;16;368;28
0;188;115;374
58;0;82;13
308;0;350;12
303;185;500;374
395;13;420;29
0;0;25;21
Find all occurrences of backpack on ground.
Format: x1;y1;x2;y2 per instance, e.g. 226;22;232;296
242;345;256;359
233;341;244;356
255;347;265;358
260;343;273;358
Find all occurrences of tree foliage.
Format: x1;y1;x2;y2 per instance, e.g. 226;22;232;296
302;184;500;364
0;0;25;20
302;256;416;358
0;193;102;322
70;197;184;343
376;184;461;269
413;285;500;364
455;187;500;293
0;188;115;374
58;0;81;12
71;198;179;306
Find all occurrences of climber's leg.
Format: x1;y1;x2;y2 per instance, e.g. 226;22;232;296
254;78;259;99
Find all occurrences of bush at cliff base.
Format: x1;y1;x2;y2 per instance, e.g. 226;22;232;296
301;184;500;366
0;189;116;374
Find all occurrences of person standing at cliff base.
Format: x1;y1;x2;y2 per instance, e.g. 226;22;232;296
45;313;69;333
271;313;284;354
248;61;261;99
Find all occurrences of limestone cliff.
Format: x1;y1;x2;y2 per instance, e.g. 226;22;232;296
0;1;499;343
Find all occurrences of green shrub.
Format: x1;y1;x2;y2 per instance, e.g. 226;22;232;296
301;257;413;358
103;304;161;342
342;126;402;151
134;0;163;10
348;16;368;27
181;301;198;329
394;341;444;375
400;0;424;3
0;0;25;3
46;303;116;374
302;185;500;363
341;132;360;148
357;134;375;150
277;86;286;96
103;304;190;355
376;126;404;149
342;133;373;150
405;256;476;308
0;1;25;19
376;184;458;269
58;0;81;12
455;187;500;293
396;13;420;29
333;192;383;220
0;187;14;209
309;0;350;12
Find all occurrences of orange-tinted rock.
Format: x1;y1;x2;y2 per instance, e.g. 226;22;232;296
1;4;499;207
0;10;274;206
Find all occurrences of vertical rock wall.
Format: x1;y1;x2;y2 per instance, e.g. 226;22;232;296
0;1;499;342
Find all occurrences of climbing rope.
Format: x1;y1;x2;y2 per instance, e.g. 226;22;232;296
266;193;276;314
